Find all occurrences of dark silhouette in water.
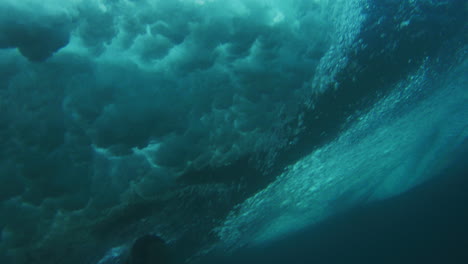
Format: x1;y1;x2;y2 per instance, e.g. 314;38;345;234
127;235;173;264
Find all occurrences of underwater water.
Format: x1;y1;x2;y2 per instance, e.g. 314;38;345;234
0;0;466;263
201;149;468;264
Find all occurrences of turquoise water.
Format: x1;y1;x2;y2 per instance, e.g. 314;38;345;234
0;0;466;263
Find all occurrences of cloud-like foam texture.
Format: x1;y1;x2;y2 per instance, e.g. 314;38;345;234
0;0;351;212
0;0;78;61
1;0;467;263
57;0;337;173
0;0;366;262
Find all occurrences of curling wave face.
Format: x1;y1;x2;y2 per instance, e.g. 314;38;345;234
0;0;466;263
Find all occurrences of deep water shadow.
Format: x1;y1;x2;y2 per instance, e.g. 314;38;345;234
127;235;173;264
201;147;468;264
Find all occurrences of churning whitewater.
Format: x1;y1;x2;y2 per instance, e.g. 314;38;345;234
0;0;466;263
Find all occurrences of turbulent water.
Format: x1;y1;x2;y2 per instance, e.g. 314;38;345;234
0;0;466;263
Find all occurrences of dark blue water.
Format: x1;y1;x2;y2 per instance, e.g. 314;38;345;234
200;147;468;264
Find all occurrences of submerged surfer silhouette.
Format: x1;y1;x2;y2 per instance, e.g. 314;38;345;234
126;234;174;264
